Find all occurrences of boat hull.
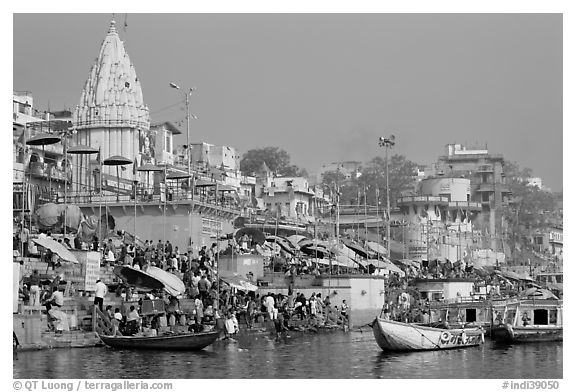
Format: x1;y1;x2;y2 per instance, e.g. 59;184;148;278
372;317;484;352
491;324;563;344
98;331;220;351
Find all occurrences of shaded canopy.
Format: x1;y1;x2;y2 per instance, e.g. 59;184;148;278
265;236;296;255
145;266;186;296
113;266;164;292
300;245;330;257
166;170;191;179
342;240;371;259
365;241;388;256
35;203;65;228
518;288;558;300
32;236;78;263
286;234;308;247
235;227;266;245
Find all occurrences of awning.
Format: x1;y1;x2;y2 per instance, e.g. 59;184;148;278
518;288;558;300
365;241;388;255
395;259;421;269
343;241;371;259
286;235;308;247
217;184;236;192
265;236;296;255
220;273;258;292
301;245;330;256
32;236;78;263
235;227;266;245
498;270;523;281
195;179;217;187
332;254;357;268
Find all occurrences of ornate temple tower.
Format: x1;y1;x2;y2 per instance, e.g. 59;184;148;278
72;20;150;193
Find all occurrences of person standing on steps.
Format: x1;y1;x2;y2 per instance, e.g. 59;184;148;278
94;279;108;312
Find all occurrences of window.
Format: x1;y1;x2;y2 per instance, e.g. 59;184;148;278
549;309;558;325
533;309;548;325
165;131;172;153
465;308;477;322
505;310;516;325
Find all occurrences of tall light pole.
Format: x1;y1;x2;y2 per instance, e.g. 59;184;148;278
378;135;395;259
169;83;196;181
170;82;196;251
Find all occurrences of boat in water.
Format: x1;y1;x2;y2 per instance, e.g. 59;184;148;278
98;330;220;351
491;289;562;344
372;317;484;352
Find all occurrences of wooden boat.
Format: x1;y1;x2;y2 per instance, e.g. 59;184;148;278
372;317;484;352
490;293;562;344
427;298;494;334
98;330;220;351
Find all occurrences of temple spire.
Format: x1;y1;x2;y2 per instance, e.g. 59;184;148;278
109;19;117;34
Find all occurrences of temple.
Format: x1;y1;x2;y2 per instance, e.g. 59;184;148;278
72;20;150;194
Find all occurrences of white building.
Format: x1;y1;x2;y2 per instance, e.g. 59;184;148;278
72;20;150;194
396;177;482;263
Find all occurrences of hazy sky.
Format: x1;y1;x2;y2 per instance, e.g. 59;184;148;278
13;13;563;190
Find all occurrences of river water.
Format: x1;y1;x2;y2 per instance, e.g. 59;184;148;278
13;331;562;379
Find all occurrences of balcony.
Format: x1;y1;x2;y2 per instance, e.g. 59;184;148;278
476;183;496;193
28;162;71;182
477;164;494;173
397;195;449;205
447;201;483;211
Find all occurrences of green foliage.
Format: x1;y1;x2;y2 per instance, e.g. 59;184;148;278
240;147;307;177
359;154;419;206
319;154;419;207
503;160;560;230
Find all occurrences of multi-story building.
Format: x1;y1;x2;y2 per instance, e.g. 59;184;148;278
395;177;483;263
531;225;563;260
13;92;72;220
435;143;511;251
149;122;181;166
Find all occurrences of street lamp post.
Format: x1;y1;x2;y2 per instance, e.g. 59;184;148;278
169;82;196;184
378;135;395;259
170;82;196;252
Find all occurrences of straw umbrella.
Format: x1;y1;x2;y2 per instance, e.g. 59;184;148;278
25;132;62;239
66;145;98;235
25;133;62;199
103;155;133;202
136;164;164;240
100;156;132;252
166;169;191;199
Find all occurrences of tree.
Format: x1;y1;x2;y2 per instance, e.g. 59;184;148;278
240;147;307;177
503;160;557;229
359;154;419;207
320;169;359;205
502;160;559;265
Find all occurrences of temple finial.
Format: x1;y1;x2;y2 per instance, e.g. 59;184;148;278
109;19;117;34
